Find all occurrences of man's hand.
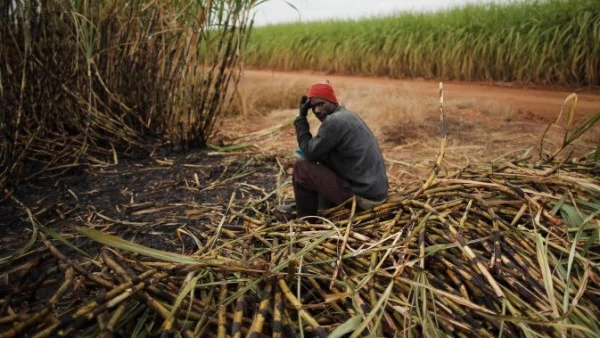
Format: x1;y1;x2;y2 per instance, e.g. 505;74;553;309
299;95;310;117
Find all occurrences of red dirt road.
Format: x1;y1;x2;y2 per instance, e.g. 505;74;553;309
244;69;600;118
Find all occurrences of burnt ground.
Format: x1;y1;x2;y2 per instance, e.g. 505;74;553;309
0;148;297;337
0;149;285;260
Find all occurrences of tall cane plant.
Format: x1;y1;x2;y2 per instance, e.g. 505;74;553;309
0;0;259;198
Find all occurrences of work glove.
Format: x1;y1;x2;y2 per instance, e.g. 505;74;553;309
298;95;310;117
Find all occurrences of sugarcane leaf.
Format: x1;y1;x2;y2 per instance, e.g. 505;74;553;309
572;198;600;213
578;209;600;258
328;315;362;338
539;121;554;158
559;204;584;229
562;207;600;312
565;111;600;146
540;94;573;157
281;0;299;12
131;308;151;338
482;311;594;333
535;233;558;317
563;93;578;140
165;272;205;324
581;209;600;228
581;226;598;257
224;277;264;307
44;227;91;258
562;220;586;313
551;255;568;284
290;229;337;261
75;226;202;265
350;281;394;338
550;193;568;215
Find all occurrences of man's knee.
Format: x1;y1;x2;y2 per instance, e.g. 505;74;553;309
293;159;311;184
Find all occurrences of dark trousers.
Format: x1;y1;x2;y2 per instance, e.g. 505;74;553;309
292;159;354;218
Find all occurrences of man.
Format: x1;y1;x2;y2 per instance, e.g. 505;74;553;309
293;81;388;219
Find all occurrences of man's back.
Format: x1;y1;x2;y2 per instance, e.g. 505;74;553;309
305;107;388;201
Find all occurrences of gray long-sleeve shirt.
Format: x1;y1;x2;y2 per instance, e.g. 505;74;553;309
294;107;388;201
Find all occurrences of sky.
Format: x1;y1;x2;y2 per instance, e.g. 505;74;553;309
252;0;504;26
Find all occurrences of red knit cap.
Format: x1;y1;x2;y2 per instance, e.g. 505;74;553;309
307;81;338;104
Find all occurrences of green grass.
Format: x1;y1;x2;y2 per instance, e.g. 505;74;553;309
245;0;600;86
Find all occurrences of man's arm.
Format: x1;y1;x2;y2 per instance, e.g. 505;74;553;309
294;96;313;158
294;115;312;156
294;116;344;162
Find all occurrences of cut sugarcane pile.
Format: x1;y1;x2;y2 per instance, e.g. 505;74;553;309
1;155;599;338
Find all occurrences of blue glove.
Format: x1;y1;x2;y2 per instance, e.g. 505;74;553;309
295;148;305;159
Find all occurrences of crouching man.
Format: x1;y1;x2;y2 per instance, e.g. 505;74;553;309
293;81;388;219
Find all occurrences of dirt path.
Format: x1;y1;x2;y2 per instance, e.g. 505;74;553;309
244;69;600;118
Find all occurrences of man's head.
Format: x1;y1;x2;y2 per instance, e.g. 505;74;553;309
306;81;339;121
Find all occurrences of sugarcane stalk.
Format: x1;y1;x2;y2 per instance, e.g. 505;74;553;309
231;281;246;338
330;196;357;289
0;308;50;338
216;282;228;338
40;232;113;288
272;286;284;338
424;202;505;298
247;278;273;337
105;303;127;335
277;279;328;338
48;266;74;305
413;82;447;199
31;269;163;338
